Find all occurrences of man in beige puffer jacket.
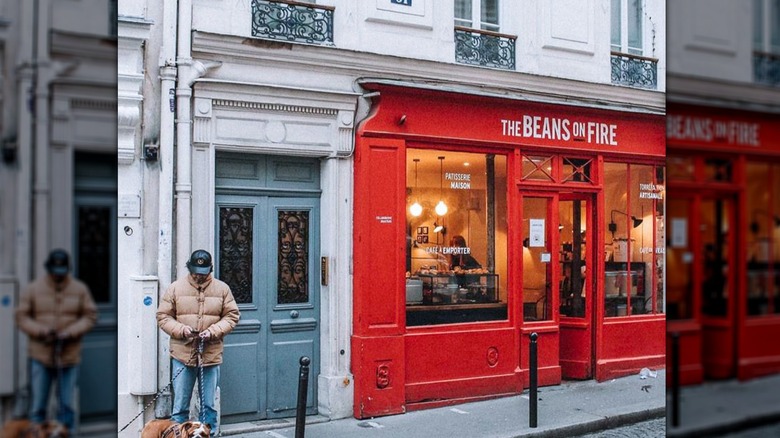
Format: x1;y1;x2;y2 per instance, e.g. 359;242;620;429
16;249;98;434
157;249;240;434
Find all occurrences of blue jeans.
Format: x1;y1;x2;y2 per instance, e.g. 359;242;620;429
29;359;78;431
171;358;220;432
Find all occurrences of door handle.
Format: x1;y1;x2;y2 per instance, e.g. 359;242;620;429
290;310;299;319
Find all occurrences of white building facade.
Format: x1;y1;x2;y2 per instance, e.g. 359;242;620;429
117;1;665;435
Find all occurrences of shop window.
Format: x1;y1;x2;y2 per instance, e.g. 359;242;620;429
603;163;665;317
562;157;593;184
701;199;731;317
746;162;780;316
667;155;694;181
406;150;508;326
523;197;554;321
521;154;554;181
704;158;732;182
667;198;692;320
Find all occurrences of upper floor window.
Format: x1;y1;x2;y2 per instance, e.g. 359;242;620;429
611;0;643;55
455;0;499;32
610;0;657;89
754;0;780;54
753;0;780;85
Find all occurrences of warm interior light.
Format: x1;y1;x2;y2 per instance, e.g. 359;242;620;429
410;158;422;217
410;202;423;217
436;156;447;216
435;200;448;216
433;222;446;234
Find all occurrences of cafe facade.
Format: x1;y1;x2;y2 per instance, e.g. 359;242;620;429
352;82;666;418
666;103;780;384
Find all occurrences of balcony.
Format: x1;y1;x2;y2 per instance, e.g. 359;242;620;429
251;0;334;45
610;52;658;90
454;26;516;71
754;51;780;87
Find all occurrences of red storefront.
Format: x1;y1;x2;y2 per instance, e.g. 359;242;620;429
352;83;666;418
667;104;780;385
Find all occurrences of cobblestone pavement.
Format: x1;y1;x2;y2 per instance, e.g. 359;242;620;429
575;419;666;437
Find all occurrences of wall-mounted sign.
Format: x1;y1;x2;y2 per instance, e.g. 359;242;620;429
501;116;618;146
529;219;545;247
391;0;412;4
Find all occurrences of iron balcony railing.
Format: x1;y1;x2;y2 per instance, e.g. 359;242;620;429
251;0;334;45
454;26;516;71
610;51;658;90
754;51;780;87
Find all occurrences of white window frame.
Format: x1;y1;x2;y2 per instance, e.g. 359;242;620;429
611;0;644;56
455;0;500;33
754;0;780;54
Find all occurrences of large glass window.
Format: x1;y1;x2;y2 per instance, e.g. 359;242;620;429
611;0;644;55
405;150;508;326
603;163;665;317
455;0;500;32
746;161;780;316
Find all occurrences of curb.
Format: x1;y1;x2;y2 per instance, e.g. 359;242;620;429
667;410;780;438
514;407;666;438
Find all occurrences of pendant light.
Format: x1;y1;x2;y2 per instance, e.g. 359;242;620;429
410;158;423;217
435;156;448;216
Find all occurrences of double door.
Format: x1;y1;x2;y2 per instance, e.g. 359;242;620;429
522;192;594;379
216;155;320;422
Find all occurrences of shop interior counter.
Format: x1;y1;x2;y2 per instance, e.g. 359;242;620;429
406;272;506;326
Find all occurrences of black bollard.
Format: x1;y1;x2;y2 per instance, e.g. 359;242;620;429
530;332;538;428
295;356;311;438
671;332;680;428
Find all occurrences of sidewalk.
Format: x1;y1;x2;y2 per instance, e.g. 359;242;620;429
221;370;665;438
667;373;780;438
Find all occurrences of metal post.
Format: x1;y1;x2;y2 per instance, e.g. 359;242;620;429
530;332;538;428
295;356;311;438
671;332;680;427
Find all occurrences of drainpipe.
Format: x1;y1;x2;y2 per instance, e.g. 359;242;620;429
32;0;52;277
156;0;179;419
175;0;219;278
174;0;193;281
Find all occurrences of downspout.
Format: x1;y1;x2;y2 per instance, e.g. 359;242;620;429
174;0;219;278
156;0;178;418
32;0;51;276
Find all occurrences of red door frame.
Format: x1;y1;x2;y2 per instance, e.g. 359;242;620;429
518;191;562;387
558;192;596;379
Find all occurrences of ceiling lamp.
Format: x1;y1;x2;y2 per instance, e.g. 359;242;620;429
410;158;422;217
435;156;448;216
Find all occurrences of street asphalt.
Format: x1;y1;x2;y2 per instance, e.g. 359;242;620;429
221;369;666;438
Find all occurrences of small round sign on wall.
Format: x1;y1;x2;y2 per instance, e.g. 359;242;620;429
143;296;153;306
1;295;10;307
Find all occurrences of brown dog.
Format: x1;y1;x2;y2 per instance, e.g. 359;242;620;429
140;420;210;438
0;419;68;438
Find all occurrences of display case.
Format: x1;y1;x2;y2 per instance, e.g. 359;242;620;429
415;272;499;305
604;261;647;316
406;272;505;326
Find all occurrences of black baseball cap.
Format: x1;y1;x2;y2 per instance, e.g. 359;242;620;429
187;249;213;275
45;249;71;276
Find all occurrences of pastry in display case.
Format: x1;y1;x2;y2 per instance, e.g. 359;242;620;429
411;267;498;305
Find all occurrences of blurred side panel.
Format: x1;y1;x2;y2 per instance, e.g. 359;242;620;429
0;0;117;435
667;0;780;436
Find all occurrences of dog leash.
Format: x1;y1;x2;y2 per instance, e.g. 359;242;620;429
117;338;203;434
